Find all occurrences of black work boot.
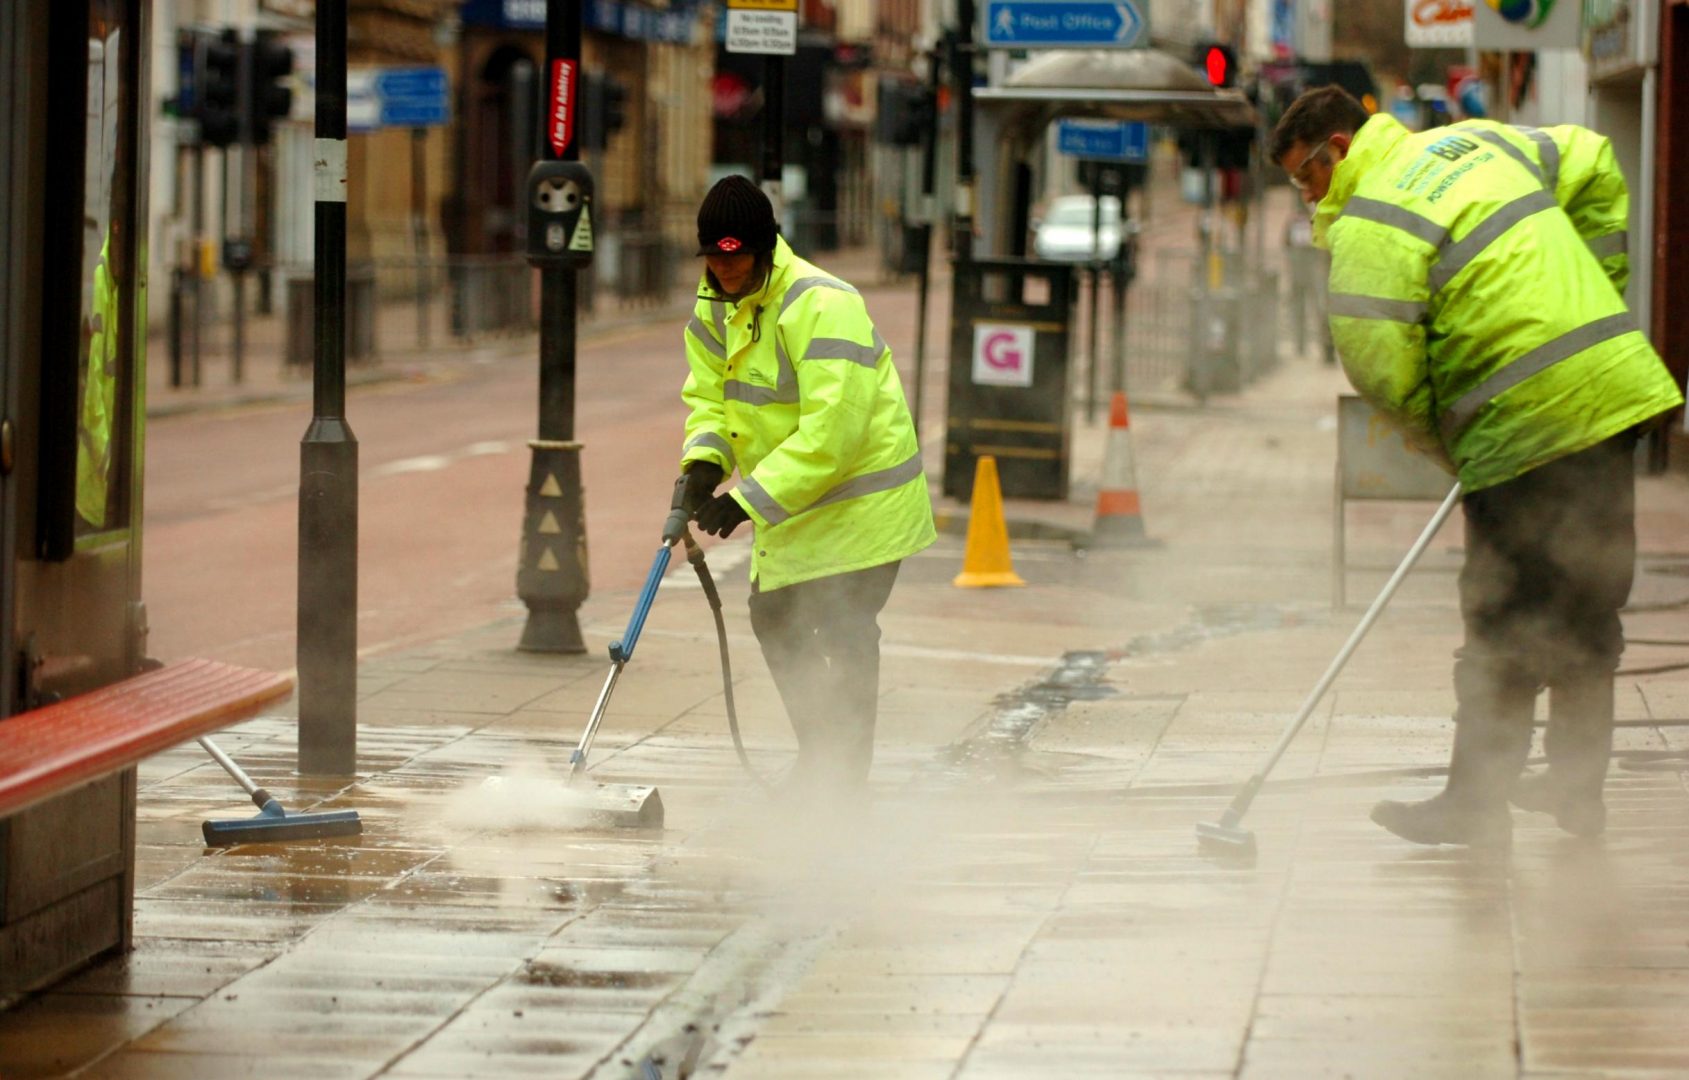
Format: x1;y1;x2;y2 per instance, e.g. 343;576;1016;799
1373;660;1533;848
1511;672;1614;838
1511;770;1606;838
1371;791;1512;847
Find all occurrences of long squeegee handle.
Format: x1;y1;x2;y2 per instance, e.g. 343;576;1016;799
199;736;272;811
609;543;674;664
1232;482;1463;813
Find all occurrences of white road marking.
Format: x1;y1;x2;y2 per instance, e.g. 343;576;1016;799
369;440;515;478
371;454;453;477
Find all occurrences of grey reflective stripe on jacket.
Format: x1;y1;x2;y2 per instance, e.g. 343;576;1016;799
1340;196;1448;247
739;450;924;527
687;314;725;358
1440;312;1637;436
1514;125;1560;190
803;327;888;368
1587;231;1627;260
1341;186;1559;297
1462;125;1544;187
1328;293;1427;323
781;275;859;317
1428;189;1558;293
684;431;736;471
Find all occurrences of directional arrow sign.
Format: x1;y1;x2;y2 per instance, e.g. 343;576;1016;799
1056;120;1149;162
348;66;450;132
983;0;1148;48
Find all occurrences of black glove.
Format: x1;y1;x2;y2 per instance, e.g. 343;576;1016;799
680;461;725;515
695;492;751;538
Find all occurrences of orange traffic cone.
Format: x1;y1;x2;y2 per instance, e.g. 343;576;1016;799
953;455;1026;588
1092;391;1154;547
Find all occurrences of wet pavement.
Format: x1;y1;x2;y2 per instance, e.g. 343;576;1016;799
9;228;1689;1075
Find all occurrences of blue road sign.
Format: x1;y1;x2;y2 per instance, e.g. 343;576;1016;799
373;68;447;100
349;66;449;131
1056;120;1149;162
380;99;449;127
983;0;1147;48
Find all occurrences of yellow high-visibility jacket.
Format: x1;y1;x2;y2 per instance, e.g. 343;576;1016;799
77;235;118;527
1316;114;1682;491
679;237;935;590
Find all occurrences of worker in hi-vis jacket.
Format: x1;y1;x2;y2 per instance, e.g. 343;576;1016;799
1272;86;1682;846
673;176;935;798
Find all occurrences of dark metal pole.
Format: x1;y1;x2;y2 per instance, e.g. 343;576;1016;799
951;1;976;263
910;44;943;446
298;0;358;775
191;142;204;387
1111;229;1128;396
516;0;589;652
762;56;785;214
412;127;429;348
1086;169;1102;424
232;271;245;382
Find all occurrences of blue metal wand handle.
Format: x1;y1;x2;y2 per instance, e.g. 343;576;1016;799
609;544;673;664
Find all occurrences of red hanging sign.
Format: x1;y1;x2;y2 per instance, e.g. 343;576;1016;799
549;59;576;156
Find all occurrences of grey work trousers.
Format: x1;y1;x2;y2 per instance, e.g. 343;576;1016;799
748;561;901;787
1452;430;1639;802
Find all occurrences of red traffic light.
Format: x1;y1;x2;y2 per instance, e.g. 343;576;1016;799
1204;46;1228;87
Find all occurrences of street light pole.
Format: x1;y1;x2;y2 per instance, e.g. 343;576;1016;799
297;0;357;774
516;0;590;653
952;0;976;264
762;54;785;217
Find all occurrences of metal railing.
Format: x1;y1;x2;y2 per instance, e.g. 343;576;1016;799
278;237;684;362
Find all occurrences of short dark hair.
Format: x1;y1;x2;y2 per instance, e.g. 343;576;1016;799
1269;86;1371;165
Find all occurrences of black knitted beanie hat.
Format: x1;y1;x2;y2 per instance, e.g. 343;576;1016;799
696;175;778;256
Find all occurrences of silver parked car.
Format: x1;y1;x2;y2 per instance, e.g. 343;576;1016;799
1032;195;1124;262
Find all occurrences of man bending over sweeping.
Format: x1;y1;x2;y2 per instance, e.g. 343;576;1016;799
1272;86;1681;846
673;176;935;799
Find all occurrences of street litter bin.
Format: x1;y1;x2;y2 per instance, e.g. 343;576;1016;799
943;258;1077;501
285;264;378;368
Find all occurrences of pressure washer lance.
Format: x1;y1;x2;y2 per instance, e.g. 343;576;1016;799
1196;483;1463;859
198;736;363;846
564;478;774;812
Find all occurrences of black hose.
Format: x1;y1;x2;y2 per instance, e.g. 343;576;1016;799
680;530;777;792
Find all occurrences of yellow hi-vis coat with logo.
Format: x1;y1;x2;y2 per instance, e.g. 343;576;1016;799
679;236;936;590
1315;114;1682;492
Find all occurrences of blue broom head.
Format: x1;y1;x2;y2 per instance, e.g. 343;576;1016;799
201;799;363;846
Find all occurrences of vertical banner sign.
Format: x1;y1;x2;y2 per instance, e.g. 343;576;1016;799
549;59;576;156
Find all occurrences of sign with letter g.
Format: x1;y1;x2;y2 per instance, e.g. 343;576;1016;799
972;324;1035;387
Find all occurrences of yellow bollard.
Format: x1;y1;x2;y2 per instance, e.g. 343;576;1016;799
953;455;1026;588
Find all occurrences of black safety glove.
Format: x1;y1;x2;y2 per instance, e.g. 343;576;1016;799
694;491;751;538
680;461;725;515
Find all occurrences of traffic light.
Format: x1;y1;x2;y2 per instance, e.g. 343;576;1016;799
246;31;294;146
580;73;630;152
198;29;241;148
875;80;932;147
602;76;629;139
1196;41;1238;89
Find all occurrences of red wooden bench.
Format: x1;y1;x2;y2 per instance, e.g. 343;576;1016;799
0;658;295;997
0;658;295;818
